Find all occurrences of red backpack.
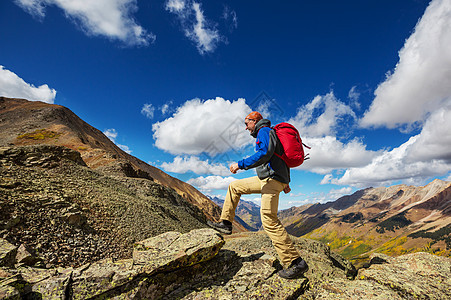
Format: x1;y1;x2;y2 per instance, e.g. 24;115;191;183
272;122;310;168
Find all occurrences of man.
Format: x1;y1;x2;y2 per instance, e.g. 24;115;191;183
208;111;309;279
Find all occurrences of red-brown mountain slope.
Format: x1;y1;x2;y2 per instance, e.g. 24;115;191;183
0;97;245;232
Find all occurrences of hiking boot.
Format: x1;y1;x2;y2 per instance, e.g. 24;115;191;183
207;220;232;235
278;257;309;279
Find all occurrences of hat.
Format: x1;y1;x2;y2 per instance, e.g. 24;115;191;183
245;111;263;122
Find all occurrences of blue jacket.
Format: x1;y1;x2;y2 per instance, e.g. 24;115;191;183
238;119;290;184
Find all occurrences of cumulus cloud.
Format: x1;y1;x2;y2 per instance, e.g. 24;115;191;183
187;175;236;192
152;97;252;155
103;128;132;154
288;92;357;138
15;0;154;46
0;65;56;103
300;136;379;174
165;0;222;54
406;107;451;163
328;0;451;187
141;103;155;119
360;0;451;128
323;110;451;187
160;156;230;176
286;92;377;174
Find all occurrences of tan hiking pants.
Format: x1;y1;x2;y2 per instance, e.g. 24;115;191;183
220;176;300;266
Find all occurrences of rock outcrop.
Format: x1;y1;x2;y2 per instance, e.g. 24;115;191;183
1;229;449;299
0;97;235;229
0;144;210;268
0;229;224;299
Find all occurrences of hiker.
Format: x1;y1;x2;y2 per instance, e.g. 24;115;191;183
208;111;309;279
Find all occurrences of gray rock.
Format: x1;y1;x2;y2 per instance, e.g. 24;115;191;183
69;228;224;299
0;274;31;299
0;239;17;268
15;244;39;266
31;268;72;299
357;252;451;299
133;228;225;274
1;228;450;299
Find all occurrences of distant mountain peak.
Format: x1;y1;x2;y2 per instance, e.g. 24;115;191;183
279;180;451;266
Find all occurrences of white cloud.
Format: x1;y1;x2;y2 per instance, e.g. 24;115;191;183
141;103;155;119
360;0;451;128
285;187;354;207
324;0;451;187
117;143;131;154
103;128;118;141
256;97;275;119
286;92;377;174
348;86;361;110
406;107;451;163
15;0;154;46
187;175;236;192
160;101;173;115
0;65;56;103
152;97;252;155
312;187;354;204
288;92;357;138
323;114;451;187
103;128;132;154
165;0;222;54
222;5;237;32
328;187;353;199
298;136;379;174
166;0;185;12
160;156;230;176
446;173;451;182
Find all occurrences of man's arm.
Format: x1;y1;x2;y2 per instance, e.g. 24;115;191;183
234;127;275;171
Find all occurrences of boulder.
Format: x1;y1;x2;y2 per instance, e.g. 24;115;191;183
133;228;225;274
308;252;451;299
357;252;451;299
0;239;17;268
15;244;39;266
70;228;224;299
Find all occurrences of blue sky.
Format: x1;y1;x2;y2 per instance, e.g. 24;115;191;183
1;0;451;209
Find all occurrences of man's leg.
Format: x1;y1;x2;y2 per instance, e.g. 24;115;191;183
209;176;261;234
220;176;261;222
260;178;301;266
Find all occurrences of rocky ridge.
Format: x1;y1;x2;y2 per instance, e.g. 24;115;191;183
1;229;450;299
0;144;209;268
0;97;243;231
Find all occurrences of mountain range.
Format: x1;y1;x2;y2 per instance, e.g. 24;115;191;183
209;196;262;231
278;180;451;266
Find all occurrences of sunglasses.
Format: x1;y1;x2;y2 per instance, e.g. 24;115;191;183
245;119;256;126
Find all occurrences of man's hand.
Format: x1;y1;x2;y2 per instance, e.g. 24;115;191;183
230;163;240;174
283;184;291;194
